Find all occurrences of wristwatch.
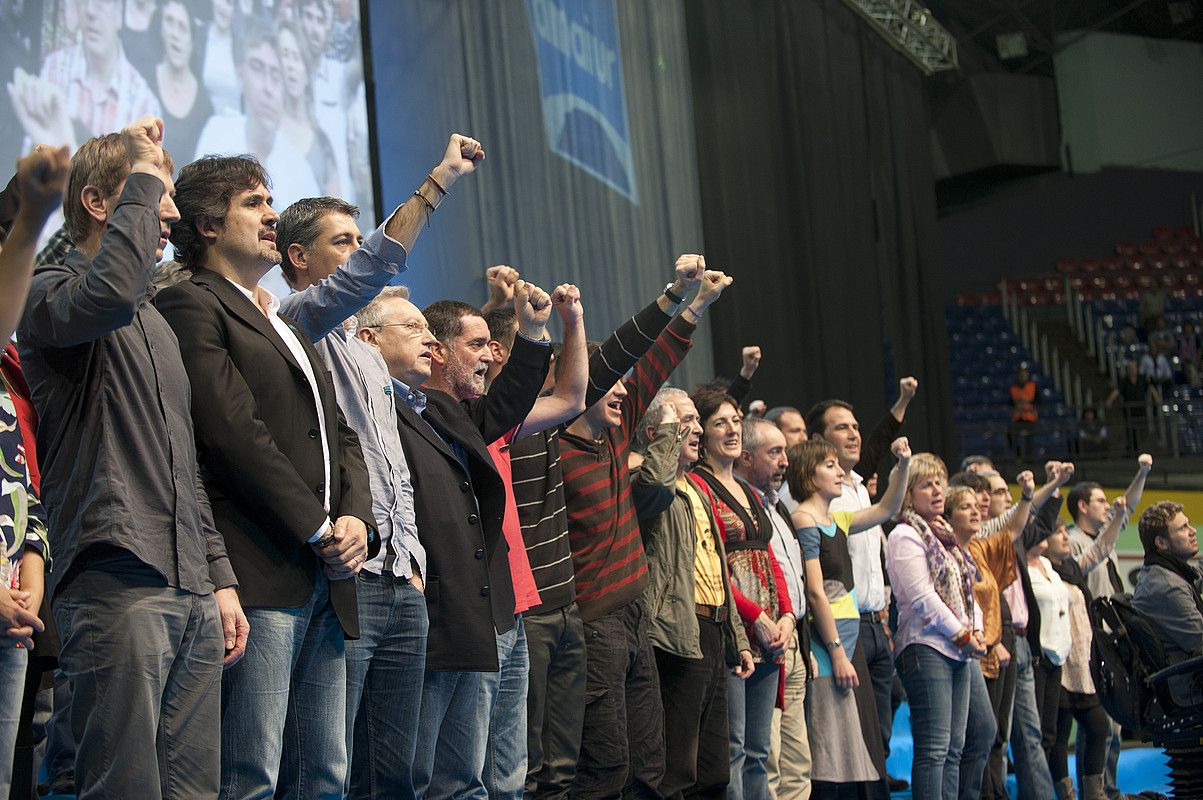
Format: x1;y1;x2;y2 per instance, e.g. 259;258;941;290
825;639;842;651
662;283;685;305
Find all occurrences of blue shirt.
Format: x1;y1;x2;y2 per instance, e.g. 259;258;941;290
279;214;426;580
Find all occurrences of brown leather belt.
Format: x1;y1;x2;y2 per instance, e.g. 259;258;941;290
695;603;729;623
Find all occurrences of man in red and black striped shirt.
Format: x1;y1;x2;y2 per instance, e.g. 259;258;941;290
561;262;733;798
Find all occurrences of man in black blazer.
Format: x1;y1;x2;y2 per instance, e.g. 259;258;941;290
156;155;376;800
354;282;552;799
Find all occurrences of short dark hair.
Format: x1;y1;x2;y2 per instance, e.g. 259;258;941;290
948;470;989;493
1066;482;1102;523
233;12;278;67
805;399;854;440
483;306;518;350
171;155;270;271
690;385;740;428
423;299;481;346
276;196;359;286
1138;500;1184;553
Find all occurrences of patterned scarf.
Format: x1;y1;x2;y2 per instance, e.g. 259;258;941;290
900;508;979;622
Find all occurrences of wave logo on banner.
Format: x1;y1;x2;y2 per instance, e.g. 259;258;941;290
528;0;638;203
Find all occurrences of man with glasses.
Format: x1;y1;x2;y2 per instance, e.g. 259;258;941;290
275;133;485;798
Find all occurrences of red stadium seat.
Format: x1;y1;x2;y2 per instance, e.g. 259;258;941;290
955;292;980;306
1139;241;1160;256
1113;274;1133;288
1041;276;1061;291
1171;254;1192;270
1081;259;1101;274
1102;255;1123;272
1173;225;1195;239
1068;276;1086;291
1148;256;1168;271
1115;242;1138;257
980;291;1001;305
1153;225;1176;240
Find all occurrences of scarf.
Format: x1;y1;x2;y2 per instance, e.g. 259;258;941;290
900;508;979;623
1144;549;1203;619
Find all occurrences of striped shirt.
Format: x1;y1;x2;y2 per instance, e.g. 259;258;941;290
513;299;676;615
561;313;696;622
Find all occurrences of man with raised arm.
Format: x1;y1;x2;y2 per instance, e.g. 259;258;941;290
357;282;552;799
479;258;709;797
1066;454;1153;800
561;263;733;799
17;117;231;799
273;134;484;798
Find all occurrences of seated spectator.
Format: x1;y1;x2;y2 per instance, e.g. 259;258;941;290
1132;502;1202;708
1138;342;1173;395
1077;408;1108;455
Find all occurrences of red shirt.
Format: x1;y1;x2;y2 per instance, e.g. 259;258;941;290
489;428;542;614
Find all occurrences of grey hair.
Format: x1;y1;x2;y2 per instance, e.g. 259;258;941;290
741;416;779;454
354;286;412;329
638;387;690;449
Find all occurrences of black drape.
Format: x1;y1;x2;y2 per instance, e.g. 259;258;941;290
683;0;953;458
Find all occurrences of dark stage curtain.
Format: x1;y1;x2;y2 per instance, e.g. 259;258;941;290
683;0;954;460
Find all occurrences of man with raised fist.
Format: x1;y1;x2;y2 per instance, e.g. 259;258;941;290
18;117;230;799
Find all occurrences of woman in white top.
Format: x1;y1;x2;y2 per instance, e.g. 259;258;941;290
1046;496;1128;800
1025;533;1072;778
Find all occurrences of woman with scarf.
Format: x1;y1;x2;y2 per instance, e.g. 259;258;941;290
886;453;987;800
689;387;793;800
1039;494;1129;800
787;436;911;800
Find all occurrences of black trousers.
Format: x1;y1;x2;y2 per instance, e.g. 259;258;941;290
982;625;1018;800
573;601;665;800
1052;693;1110;780
858;616;895;760
524;603;587;800
654;616;729;799
1031;659;1063;763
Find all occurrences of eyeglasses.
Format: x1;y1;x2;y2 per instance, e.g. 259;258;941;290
368;320;428;336
989;487;1010;496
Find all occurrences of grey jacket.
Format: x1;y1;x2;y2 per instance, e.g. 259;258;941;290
634;422;750;662
1132;562;1203;705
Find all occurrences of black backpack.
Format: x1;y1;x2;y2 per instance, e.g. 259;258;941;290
1090;594;1164;735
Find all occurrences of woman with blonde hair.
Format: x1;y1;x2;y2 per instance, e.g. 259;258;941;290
787;436;911;799
886;453;989;800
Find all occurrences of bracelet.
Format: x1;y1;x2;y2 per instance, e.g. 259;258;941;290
426;172;447;196
1020;493;1033;502
314;531;336;549
662;283;685;305
413;190;436;213
682;305;703;323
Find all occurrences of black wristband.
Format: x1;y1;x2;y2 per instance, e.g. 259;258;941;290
662;284;685;305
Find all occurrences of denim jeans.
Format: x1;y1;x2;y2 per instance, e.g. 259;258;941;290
524;603;586;799
483;616;528;800
0;644;27;796
344;573;428;799
728;662;780;800
220;573;346;800
54;563;223;800
1008;637;1054;800
897;644;971;800
42;673;76;791
959;661;997;800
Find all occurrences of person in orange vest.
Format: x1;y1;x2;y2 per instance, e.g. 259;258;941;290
1009;366;1038;461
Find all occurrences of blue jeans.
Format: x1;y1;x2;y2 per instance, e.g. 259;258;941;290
897;644;971;800
959;661;997;800
728;662;780;800
344;573;428;799
484;616;528;800
220;573;346;800
0;644;27;796
1009;637;1054;800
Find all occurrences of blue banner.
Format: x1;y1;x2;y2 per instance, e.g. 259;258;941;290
528;0;638;202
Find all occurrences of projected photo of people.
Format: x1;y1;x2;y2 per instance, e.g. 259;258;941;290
3;0;377;293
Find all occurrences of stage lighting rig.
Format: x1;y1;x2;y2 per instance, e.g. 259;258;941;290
839;0;958;75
